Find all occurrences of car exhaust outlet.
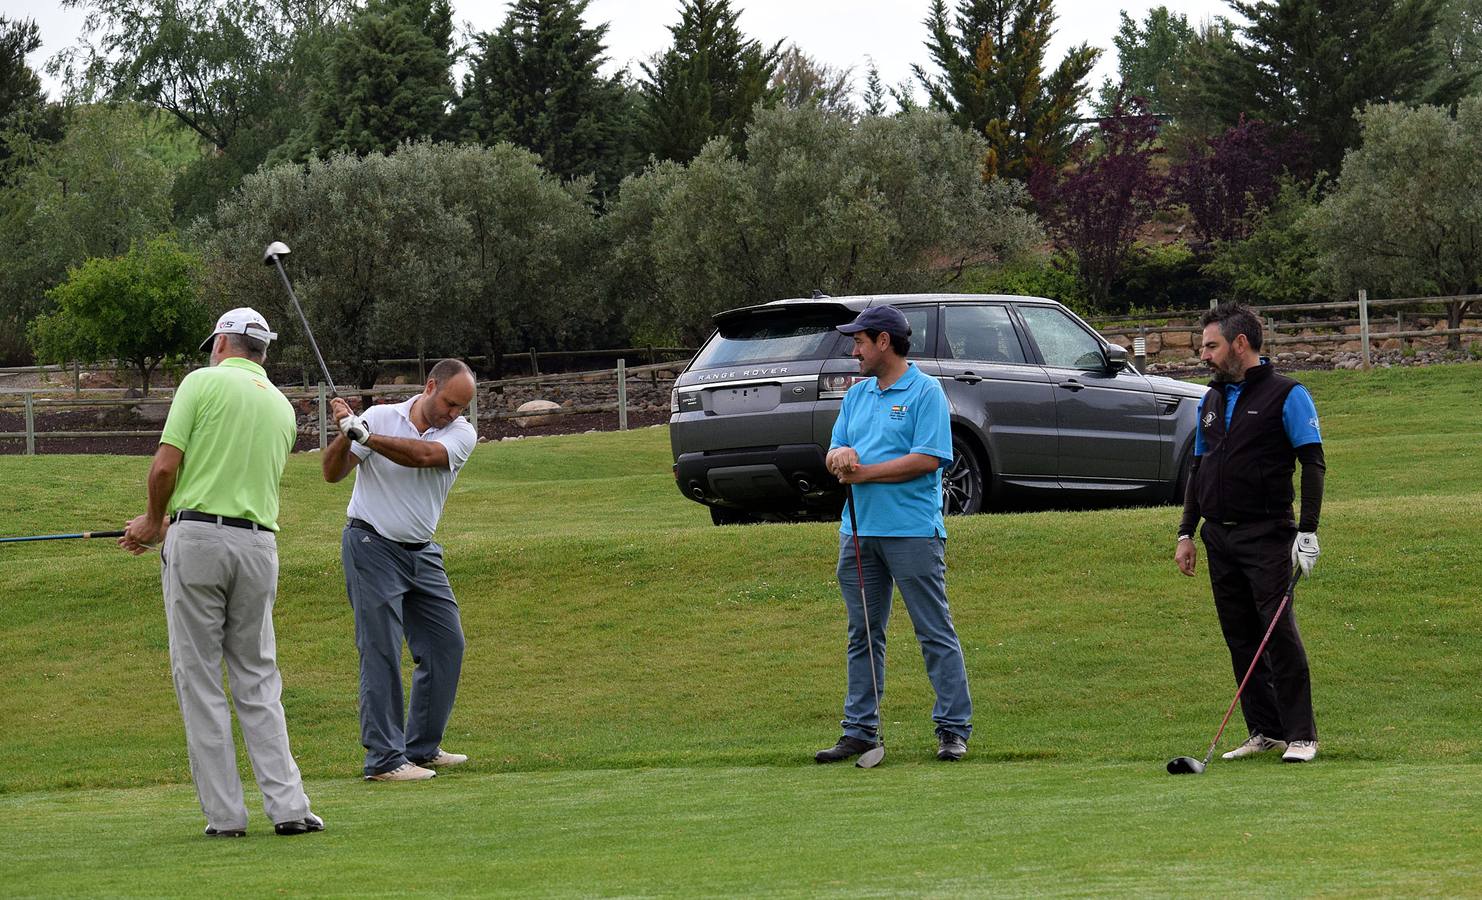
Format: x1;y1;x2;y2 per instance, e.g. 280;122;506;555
796;478;813;492
689;483;706;500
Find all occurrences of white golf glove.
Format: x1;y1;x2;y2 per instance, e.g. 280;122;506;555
1291;531;1320;576
339;413;372;445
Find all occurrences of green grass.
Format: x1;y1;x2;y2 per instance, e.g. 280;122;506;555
1;363;1479;896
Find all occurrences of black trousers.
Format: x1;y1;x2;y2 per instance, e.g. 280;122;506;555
1202;519;1317;742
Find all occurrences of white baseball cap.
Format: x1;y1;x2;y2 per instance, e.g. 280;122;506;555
200;307;279;351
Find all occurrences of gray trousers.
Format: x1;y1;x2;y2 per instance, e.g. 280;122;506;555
162;520;312;831
342;526;465;776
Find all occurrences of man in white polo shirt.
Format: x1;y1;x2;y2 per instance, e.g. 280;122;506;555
321;358;478;781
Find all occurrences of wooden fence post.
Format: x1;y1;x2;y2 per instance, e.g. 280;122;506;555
24;391;35;455
317;382;328;451
617;359;628;431
1359;289;1371;370
529;347;539;377
73;361;81;397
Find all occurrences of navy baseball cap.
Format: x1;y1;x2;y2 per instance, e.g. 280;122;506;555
836;305;911;339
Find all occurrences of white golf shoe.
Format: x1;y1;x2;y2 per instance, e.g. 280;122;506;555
1221;733;1287;760
366;762;437;782
1282;740;1318;763
416;748;469;768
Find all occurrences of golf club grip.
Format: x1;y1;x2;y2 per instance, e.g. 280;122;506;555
271;258;338;397
1203;568;1301;762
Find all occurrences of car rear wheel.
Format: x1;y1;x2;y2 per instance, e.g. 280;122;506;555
942;433;986;516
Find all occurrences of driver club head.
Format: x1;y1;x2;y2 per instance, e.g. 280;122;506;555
1166;756;1205;775
855;746;886;769
262;241;291;266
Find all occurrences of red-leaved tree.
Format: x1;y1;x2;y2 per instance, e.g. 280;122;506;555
1029;93;1165;306
1171;117;1308;245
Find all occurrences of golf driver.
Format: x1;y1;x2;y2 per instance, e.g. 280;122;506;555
0;530;125;544
844;484;886;769
1167;567;1303;775
262;241;338;397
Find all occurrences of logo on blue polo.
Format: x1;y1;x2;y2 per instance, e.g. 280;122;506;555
889;404;908;421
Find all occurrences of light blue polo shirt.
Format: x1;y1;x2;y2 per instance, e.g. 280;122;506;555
830;363;954;538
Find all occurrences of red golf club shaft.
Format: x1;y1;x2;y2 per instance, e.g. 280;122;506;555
1200;569;1301;766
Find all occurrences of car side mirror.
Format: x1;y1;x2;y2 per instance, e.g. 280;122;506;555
1104;344;1130;371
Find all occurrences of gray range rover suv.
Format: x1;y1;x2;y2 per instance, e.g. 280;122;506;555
670;294;1207;525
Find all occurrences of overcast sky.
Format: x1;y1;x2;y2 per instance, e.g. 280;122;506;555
8;0;1236;105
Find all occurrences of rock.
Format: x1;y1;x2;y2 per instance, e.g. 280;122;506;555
515;399;561;427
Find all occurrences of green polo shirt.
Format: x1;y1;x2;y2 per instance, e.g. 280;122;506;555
160;357;297;531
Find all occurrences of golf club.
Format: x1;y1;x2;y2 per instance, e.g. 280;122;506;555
0;530;126;544
844;484;886;769
1167;567;1303;775
262;241;338;397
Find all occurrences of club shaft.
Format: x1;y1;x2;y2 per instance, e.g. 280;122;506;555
845;485;882;737
270;257;338;397
0;530;126;543
1200;570;1300;766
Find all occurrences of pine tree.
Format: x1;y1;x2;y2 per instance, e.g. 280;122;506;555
1187;0;1465;173
309;0;456;157
863;62;887;117
458;0;637;195
914;0;1099;180
638;0;781;162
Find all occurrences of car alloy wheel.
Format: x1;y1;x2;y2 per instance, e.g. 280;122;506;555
941;433;984;516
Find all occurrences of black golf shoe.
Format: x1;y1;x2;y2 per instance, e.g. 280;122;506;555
204;826;247;838
814;735;882;763
274;812;325;836
936;730;968;761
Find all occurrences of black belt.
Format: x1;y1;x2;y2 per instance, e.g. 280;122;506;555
171;510;269;531
348;517;430;552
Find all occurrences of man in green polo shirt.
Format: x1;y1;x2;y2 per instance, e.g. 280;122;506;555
120;307;322;839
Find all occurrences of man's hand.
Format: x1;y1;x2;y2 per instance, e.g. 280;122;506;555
330;397;371;443
1291;531;1320;576
1175;536;1197;576
826;447;859;479
339;413;372;445
119;514;165;556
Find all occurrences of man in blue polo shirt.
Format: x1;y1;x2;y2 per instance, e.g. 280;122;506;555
814;305;974;764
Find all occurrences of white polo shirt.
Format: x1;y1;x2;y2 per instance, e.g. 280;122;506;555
345;396;478;543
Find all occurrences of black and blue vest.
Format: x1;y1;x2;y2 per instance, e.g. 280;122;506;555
1194;362;1301;524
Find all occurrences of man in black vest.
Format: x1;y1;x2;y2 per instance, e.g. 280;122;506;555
1175;302;1326;763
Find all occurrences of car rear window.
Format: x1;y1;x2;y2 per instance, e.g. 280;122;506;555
693;309;850;368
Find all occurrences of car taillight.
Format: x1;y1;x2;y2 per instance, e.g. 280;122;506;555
818;374;864;399
670;387;680;413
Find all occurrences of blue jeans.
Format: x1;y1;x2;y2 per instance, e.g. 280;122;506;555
343;526;466;776
836;533;972;742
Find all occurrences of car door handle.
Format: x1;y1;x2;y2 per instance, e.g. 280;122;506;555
1058;380;1084;392
953;373;984;384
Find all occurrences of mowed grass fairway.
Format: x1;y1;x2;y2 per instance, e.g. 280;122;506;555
1;364;1479;896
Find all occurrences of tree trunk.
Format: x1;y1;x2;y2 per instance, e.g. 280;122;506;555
1446;300;1470;351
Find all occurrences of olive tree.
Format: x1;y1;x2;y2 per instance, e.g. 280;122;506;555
604;105;1041;343
194;141;597;386
29;235;210;394
1308;99;1482;348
